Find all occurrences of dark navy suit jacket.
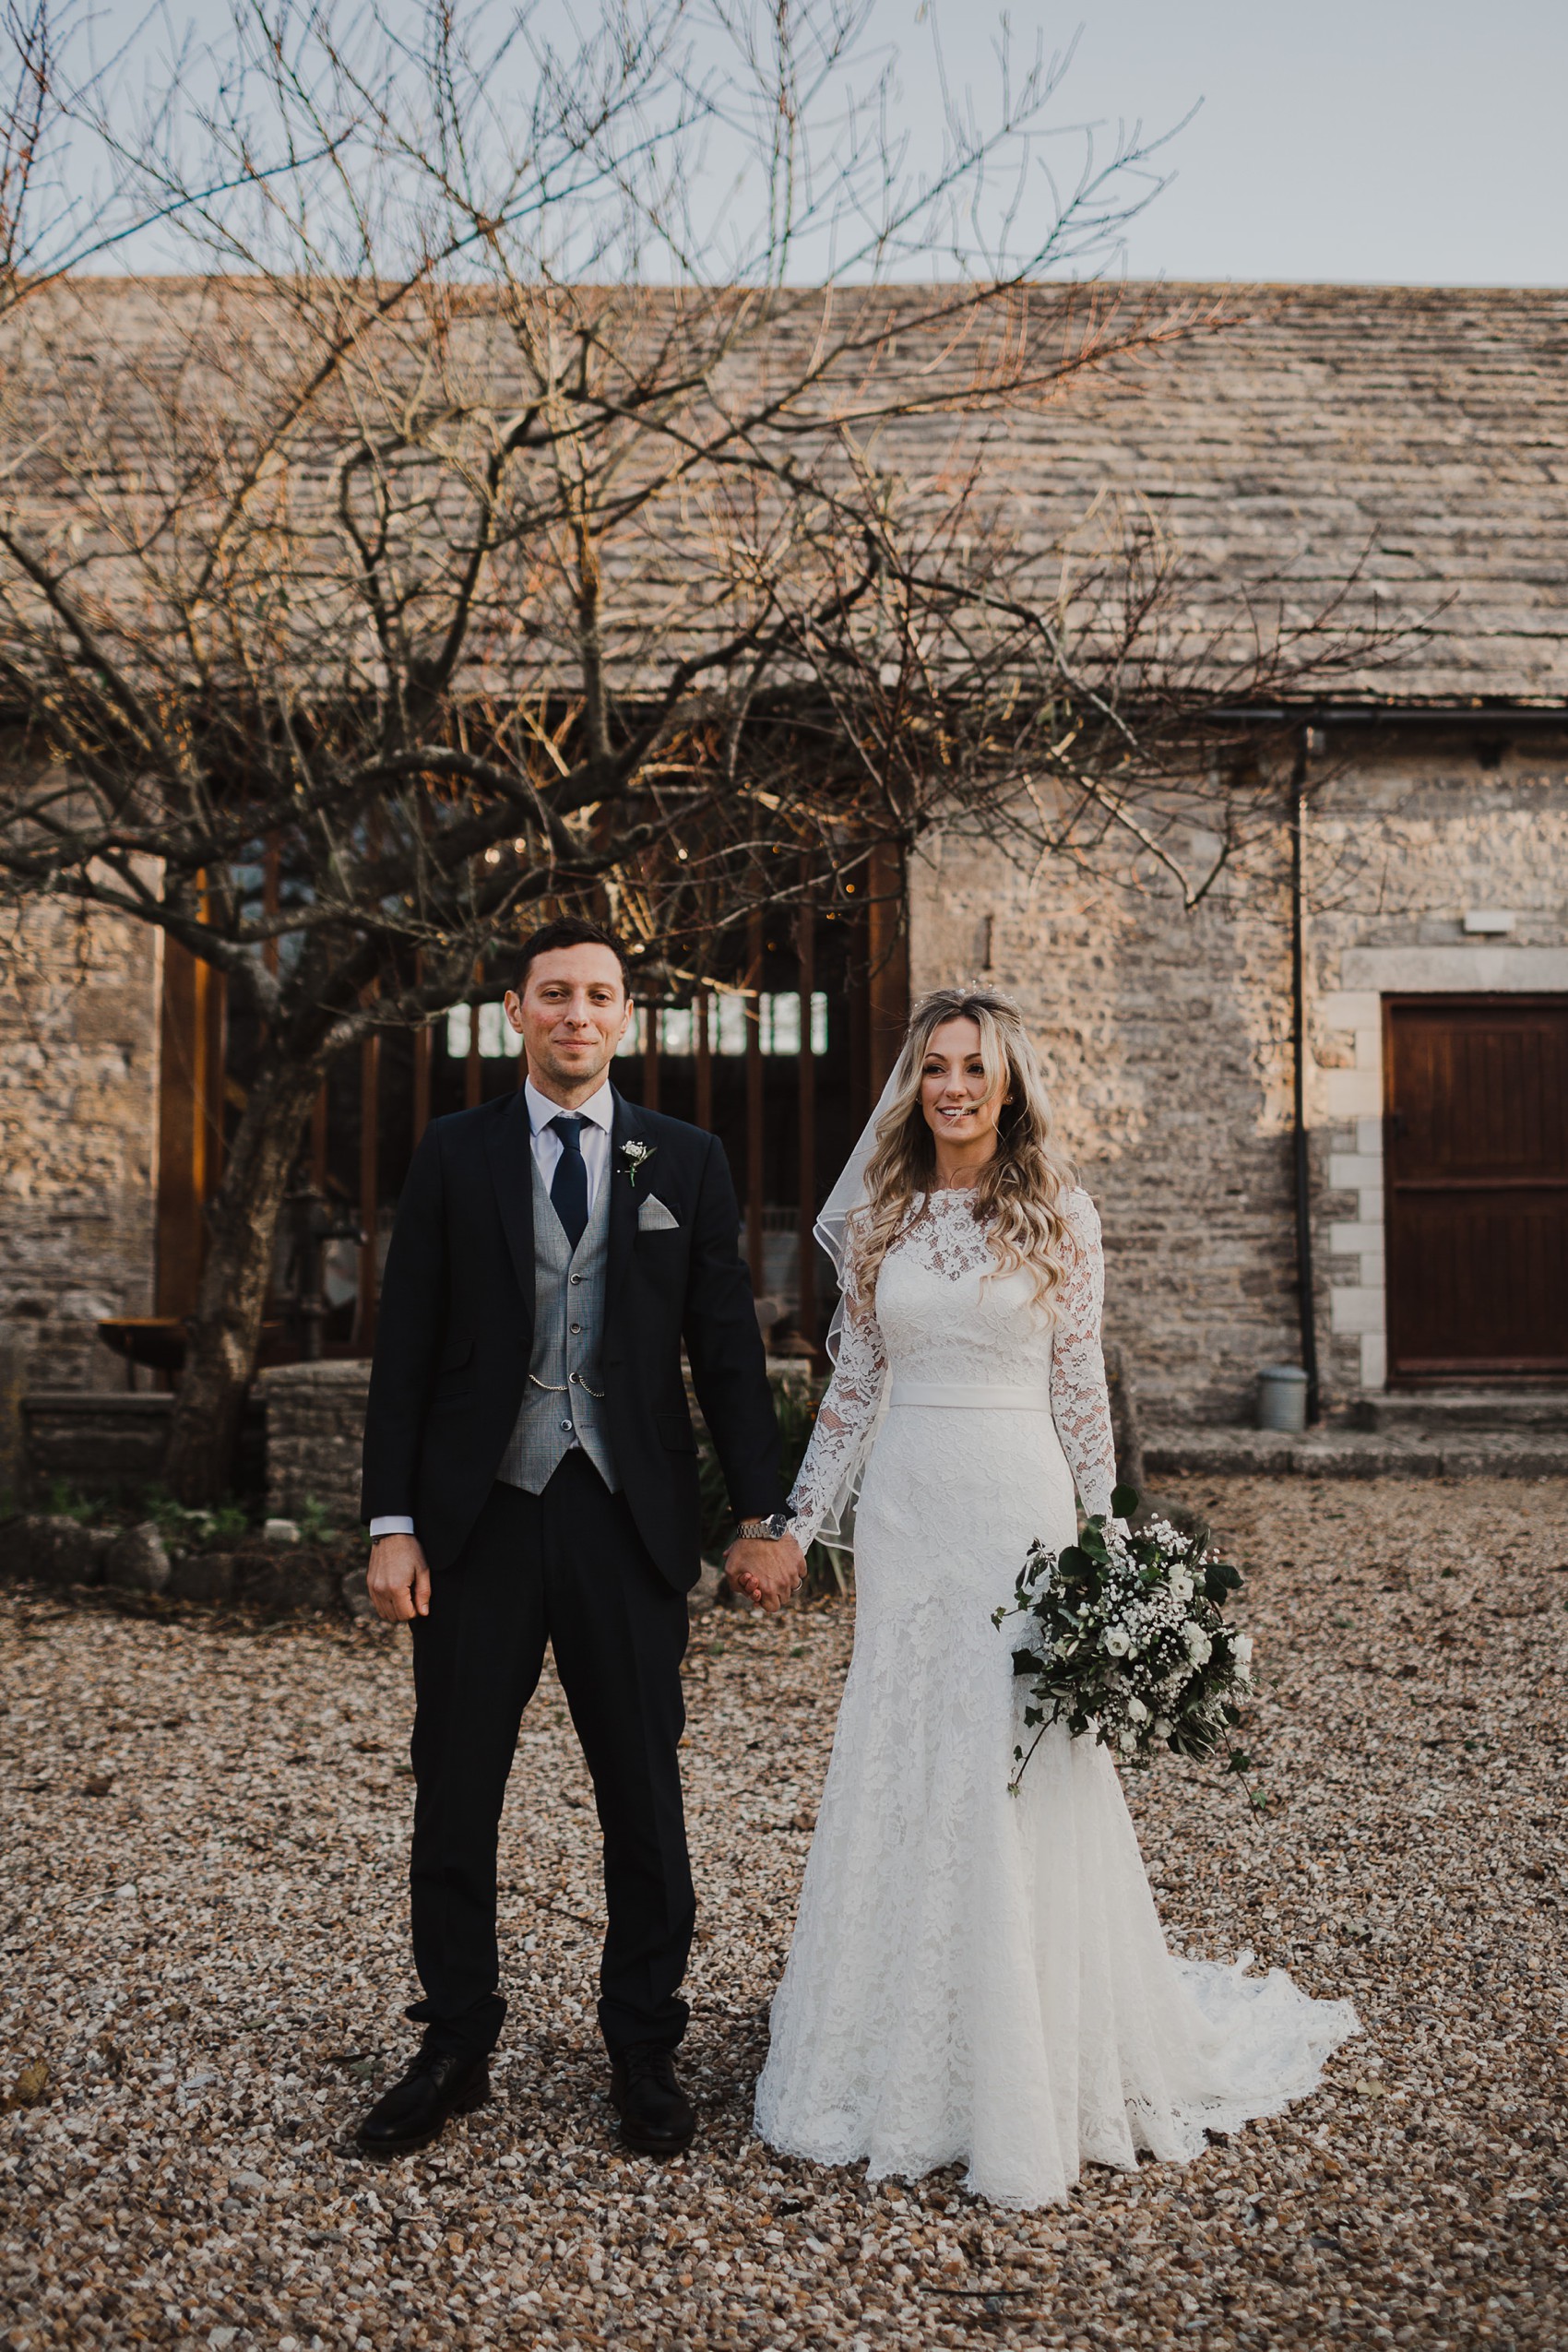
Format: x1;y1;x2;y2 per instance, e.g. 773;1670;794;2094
360;1086;784;1587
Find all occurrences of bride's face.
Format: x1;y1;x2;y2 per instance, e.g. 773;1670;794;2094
920;1017;1004;1155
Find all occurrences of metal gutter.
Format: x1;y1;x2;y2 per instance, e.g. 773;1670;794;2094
1289;730;1322;1424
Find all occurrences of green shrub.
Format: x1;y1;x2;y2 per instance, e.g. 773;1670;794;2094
139;1487;255;1550
45;1478;100;1523
295;1495;338;1545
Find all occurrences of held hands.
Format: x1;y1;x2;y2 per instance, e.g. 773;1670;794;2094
366;1533;433;1623
725;1531;807;1613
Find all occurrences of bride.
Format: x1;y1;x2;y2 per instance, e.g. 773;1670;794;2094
750;986;1359;2208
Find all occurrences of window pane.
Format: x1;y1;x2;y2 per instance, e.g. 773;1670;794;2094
766;991;801;1055
445;1004;471;1058
615;1008;643;1056
477;1001;507;1058
661;1006;695;1056
715;994;748;1056
811;991;829;1054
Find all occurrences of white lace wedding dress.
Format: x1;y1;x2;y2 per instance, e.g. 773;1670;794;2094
754;1186;1359;2208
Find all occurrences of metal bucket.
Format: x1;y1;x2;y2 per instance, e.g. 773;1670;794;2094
1256;1365;1309;1433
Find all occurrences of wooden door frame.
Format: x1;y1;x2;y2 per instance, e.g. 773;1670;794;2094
1381;990;1568;1384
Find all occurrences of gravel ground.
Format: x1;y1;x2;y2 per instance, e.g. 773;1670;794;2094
1;1473;1564;2351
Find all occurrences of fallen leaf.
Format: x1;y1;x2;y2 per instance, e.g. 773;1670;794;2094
9;2061;49;2108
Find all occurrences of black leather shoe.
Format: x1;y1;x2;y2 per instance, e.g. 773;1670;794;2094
609;2045;695;2156
354;2039;490;2157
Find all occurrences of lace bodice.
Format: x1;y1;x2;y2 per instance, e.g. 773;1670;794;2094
789;1184;1118;1544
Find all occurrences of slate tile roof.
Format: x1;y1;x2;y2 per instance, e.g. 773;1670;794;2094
6;277;1565;706
994;281;1568;707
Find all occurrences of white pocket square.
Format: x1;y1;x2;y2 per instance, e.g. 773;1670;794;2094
637;1194;680;1231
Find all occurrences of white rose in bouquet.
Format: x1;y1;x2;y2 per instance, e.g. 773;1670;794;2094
994;1485;1256;1798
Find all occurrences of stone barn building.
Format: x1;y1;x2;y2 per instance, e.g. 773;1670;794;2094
2;283;1564;1499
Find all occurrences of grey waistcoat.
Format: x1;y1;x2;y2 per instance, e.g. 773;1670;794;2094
495;1144;619;1494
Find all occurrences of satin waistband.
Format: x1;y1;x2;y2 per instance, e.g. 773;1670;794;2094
889;1379;1052;1411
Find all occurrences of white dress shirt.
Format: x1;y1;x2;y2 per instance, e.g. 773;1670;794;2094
521;1074;613;1211
369;1075;617;1541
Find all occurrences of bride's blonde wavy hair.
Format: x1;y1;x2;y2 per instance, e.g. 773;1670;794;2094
847;987;1078;1313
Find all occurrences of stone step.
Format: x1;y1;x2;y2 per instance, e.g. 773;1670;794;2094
1356;1389;1568;1433
1145;1425;1568;1480
21;1389;265;1500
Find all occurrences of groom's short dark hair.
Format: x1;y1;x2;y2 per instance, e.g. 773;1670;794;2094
514;915;633;997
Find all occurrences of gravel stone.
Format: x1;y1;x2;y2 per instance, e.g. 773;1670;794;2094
1;1474;1563;2349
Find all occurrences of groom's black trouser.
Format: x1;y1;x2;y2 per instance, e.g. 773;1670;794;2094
407;1454;695;2061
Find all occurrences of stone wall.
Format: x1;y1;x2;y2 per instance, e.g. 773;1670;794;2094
1302;743;1568;1403
0;891;162;1396
6;740;1565;1446
261;1361;372;1526
908;735;1568;1428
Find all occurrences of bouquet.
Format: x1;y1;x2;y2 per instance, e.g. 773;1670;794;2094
992;1484;1255;1796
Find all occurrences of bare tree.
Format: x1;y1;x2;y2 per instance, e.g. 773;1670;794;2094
0;0;1380;1498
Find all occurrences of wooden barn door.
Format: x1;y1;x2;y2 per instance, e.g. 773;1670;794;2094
1384;996;1568;1380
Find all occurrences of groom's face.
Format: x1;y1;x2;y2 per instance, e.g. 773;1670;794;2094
504;945;631;1099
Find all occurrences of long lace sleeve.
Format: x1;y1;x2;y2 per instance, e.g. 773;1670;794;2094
1050;1189;1118;1520
787;1263;889;1551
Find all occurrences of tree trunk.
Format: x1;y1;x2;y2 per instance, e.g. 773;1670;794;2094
162;1061;323;1504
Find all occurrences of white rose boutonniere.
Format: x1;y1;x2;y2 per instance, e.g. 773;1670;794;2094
619;1138;656;1188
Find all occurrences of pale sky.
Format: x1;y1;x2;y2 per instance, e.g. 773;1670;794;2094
895;0;1568;284
77;0;1568;285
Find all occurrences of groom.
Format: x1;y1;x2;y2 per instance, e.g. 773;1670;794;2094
356;916;805;2158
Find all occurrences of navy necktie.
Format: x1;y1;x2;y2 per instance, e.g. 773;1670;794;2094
549;1114;588;1252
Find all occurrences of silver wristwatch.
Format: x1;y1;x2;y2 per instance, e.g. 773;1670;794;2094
736;1511;793;1542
